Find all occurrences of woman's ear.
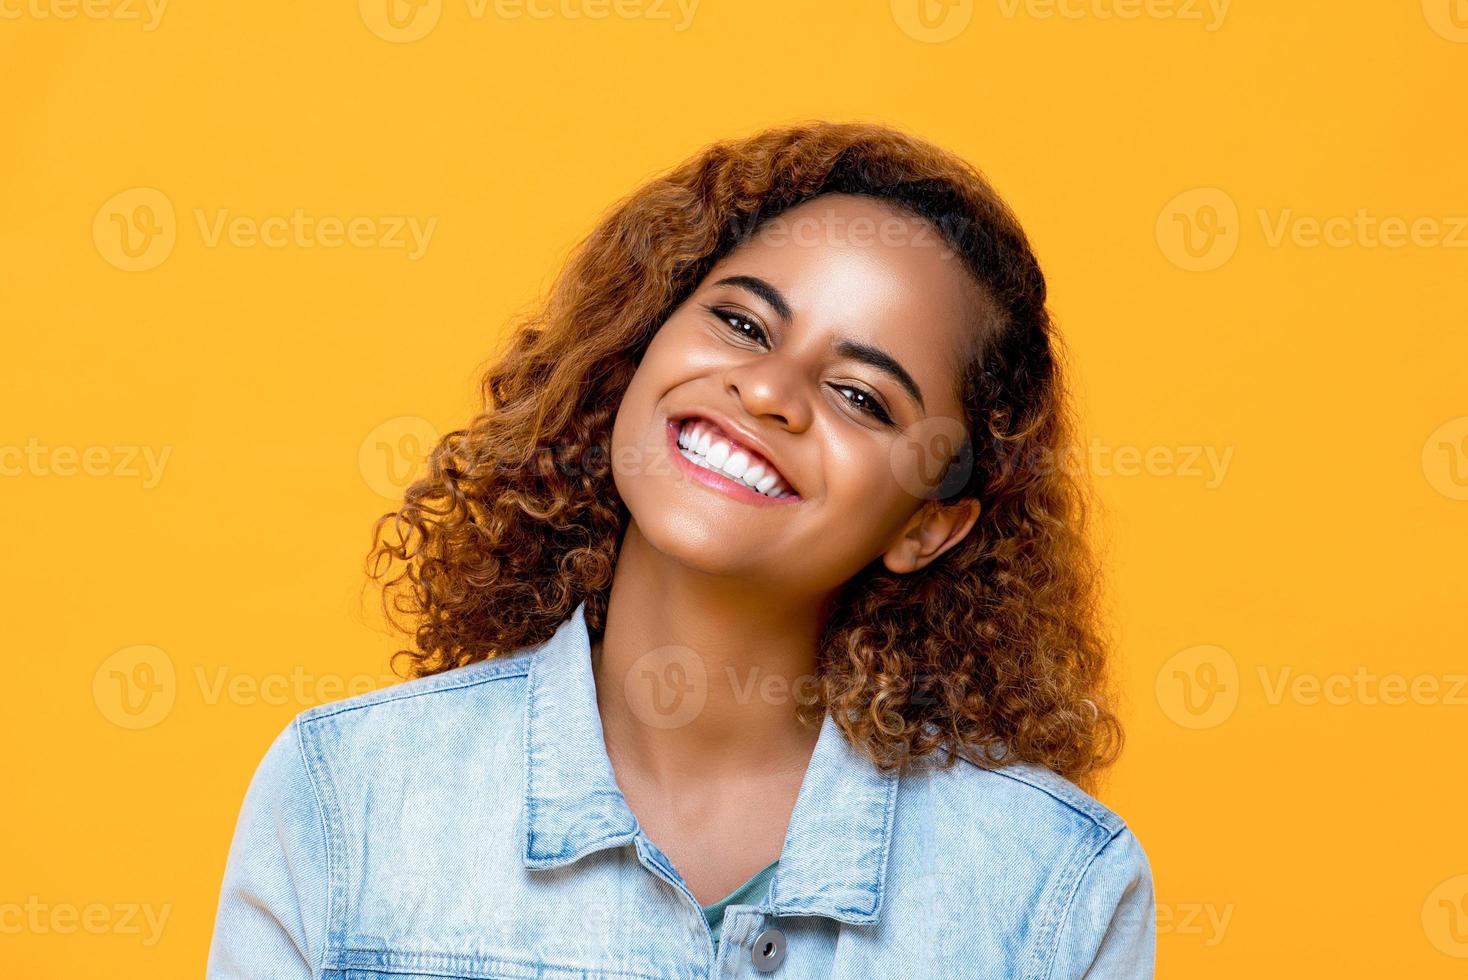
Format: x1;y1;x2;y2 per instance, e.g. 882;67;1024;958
880;497;982;575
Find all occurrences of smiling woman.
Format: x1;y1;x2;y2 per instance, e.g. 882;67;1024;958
207;121;1156;978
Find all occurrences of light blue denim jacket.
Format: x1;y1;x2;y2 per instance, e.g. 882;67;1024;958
207;600;1155;979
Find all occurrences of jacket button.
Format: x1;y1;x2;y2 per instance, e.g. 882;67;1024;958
750;926;786;972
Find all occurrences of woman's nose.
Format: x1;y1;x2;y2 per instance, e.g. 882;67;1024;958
724;356;812;431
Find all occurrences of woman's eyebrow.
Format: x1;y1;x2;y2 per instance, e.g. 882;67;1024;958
832;337;926;412
711;275;793;322
711;273;926;412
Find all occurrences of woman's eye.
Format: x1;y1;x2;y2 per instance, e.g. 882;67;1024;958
831;384;894;425
711;307;767;346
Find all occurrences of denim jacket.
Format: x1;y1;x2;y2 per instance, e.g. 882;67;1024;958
207;600;1155;979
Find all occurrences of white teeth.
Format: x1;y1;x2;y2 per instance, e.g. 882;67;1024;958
675;419;794;499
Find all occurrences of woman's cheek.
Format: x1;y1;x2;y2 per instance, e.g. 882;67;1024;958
827;452;895;515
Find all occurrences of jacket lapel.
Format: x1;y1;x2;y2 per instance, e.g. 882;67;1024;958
521;599;900;925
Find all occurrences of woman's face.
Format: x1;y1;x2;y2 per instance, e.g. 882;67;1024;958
610;192;988;600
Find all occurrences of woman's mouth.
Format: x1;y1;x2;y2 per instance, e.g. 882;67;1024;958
665;417;801;505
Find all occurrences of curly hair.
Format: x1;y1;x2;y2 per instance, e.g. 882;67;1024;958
365;120;1124;791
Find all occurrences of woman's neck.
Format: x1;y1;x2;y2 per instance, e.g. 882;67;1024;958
590;523;827;792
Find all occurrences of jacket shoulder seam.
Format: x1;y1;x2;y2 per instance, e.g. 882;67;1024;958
936;744;1126;833
1032;824;1129;980
290;714;337;977
296;655;533;727
288;654;536;960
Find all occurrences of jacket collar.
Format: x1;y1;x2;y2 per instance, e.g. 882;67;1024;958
521;599;900;925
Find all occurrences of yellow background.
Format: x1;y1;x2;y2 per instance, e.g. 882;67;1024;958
3;1;1466;975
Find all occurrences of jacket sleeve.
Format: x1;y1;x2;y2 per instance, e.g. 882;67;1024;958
206;716;331;979
1046;827;1156;979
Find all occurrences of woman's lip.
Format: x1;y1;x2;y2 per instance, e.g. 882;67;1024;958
668;413;796;490
665;419;801;506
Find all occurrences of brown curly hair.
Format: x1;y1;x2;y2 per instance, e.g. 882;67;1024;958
364;120;1124;792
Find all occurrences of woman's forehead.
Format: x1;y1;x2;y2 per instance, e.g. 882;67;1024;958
704;197;987;401
721;195;980;312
